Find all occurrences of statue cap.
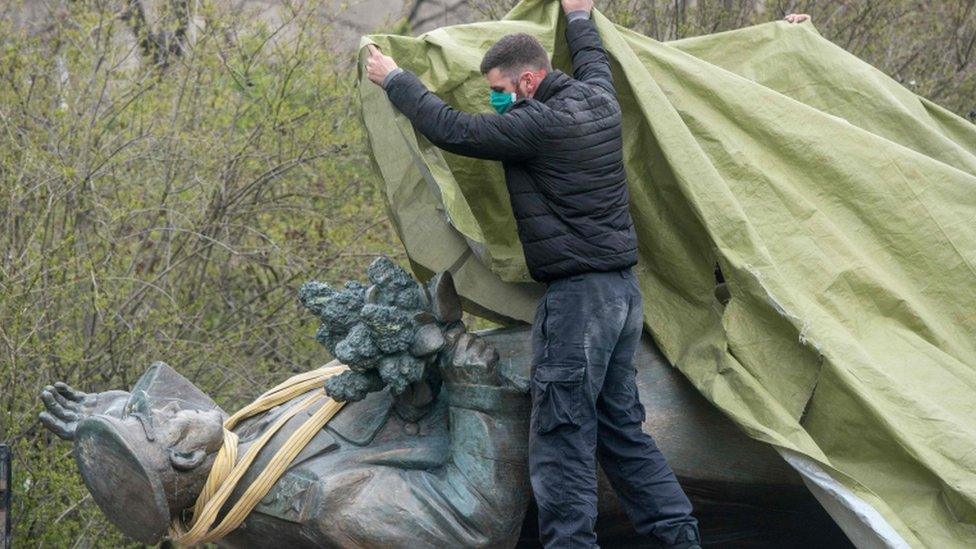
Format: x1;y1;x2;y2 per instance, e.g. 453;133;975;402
74;414;171;543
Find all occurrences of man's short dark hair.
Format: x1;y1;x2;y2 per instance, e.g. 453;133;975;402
479;33;552;76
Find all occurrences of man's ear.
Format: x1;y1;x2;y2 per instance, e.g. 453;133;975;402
169;448;207;471
517;71;532;96
521;68;546;98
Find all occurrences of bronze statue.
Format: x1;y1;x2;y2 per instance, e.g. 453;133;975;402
39;257;848;546
40;257;531;547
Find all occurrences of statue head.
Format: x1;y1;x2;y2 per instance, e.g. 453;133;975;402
72;363;224;543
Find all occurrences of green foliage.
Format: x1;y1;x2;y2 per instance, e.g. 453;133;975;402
0;1;401;544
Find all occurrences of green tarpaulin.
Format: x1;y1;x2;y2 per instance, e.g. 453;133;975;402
356;1;976;546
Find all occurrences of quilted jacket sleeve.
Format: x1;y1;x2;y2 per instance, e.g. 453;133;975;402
566;15;615;96
384;70;544;162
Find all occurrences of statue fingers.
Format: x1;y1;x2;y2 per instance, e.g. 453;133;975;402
41;389;79;422
54;381;87;402
41;388;63;414
39;411;76;440
48;384;81;412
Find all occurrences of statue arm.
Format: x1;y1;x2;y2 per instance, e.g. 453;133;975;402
333;383;531;548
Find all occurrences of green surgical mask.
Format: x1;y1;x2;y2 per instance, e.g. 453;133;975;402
490;90;517;114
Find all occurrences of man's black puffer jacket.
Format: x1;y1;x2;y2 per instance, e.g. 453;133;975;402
383;16;638;283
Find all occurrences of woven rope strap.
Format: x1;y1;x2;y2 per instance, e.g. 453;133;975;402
170;361;348;546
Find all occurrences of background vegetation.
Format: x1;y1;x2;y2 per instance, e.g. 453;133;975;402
0;1;399;545
0;0;972;546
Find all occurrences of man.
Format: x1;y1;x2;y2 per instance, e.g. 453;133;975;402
366;3;812;546
366;1;700;547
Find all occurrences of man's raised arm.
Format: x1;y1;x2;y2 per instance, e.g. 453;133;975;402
364;44;543;163
562;0;615;96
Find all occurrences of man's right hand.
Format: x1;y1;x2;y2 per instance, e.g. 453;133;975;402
365;44;399;87
561;0;593;16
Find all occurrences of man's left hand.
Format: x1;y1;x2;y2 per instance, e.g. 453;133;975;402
365;44;398;87
561;0;593;15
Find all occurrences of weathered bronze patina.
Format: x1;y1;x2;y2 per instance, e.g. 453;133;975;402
39;257;847;546
40;258;531;547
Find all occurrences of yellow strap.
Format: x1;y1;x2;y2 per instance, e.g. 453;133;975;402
170;360;349;546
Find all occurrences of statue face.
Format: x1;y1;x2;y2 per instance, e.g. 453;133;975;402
38;362;228;543
73;404;224;543
150;406;225;469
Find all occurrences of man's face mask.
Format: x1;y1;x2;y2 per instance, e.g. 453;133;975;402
487;71;538;114
490;89;517;114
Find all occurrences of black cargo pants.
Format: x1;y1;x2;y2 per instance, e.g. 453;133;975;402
529;267;700;548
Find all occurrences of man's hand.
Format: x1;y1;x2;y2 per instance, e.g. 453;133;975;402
561;0;593;16
365;44;399;87
784;13;811;24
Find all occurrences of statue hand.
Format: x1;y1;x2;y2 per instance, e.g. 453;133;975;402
39;382;127;441
439;330;501;387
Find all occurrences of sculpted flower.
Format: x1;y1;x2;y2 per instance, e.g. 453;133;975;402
300;256;452;401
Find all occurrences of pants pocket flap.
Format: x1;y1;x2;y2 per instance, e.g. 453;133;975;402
534;362;585;383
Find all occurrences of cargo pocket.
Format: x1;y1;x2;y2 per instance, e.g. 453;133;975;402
531;361;585;434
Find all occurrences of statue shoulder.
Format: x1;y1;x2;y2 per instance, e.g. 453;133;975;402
248;390;395;527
